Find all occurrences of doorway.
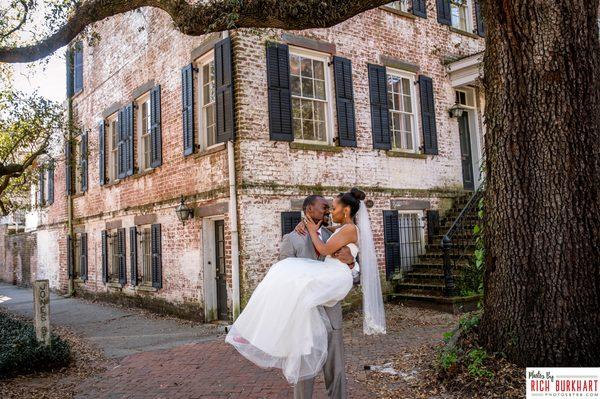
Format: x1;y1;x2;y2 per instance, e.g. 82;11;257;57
458;112;475;191
214;220;228;320
454;88;483;190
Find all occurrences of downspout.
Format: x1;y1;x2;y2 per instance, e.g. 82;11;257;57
66;95;74;297
228;140;240;321
224;30;241;321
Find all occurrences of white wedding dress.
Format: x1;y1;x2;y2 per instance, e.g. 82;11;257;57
225;227;357;384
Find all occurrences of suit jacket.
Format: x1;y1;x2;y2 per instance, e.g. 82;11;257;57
279;227;332;261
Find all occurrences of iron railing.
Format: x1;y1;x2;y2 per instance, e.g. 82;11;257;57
441;183;484;296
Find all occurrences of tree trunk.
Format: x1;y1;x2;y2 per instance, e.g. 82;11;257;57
480;0;600;366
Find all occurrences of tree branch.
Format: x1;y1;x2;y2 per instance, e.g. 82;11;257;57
0;1;30;40
0;0;390;63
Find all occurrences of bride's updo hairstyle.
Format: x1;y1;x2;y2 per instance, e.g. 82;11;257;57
337;187;366;218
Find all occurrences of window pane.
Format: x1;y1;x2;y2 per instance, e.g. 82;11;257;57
403;95;412;113
303;119;314;140
301;77;314;98
301;99;313;120
314;80;325;100
313;61;324;80
291;76;301;96
290;54;301;76
292;98;302;119
301;58;312;77
314;101;325;122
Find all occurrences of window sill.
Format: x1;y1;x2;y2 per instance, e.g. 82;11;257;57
449;26;482;40
380;6;417;20
71;88;84;100
106;281;123;290
71;192;85;199
289;142;343;153
130;167;157;180
386;150;428;159
103;179;122;188
190;142;227;159
133;284;158;293
74;277;86;284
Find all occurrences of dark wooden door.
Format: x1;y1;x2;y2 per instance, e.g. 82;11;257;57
458;113;475;191
214;220;228;320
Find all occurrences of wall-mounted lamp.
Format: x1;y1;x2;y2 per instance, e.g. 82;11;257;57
448;103;466;118
175;195;194;225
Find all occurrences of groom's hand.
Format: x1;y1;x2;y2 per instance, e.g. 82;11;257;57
333;247;355;268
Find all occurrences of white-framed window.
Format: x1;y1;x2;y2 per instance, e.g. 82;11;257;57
387;68;419;152
106;113;118;183
455;89;475;108
289;47;333;144
387;0;411;12
196;51;217;149
450;0;473;32
398;210;425;271
72;136;82;194
138;226;153;286
136;93;152;172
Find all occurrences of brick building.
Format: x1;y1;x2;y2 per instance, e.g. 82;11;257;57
10;0;487;322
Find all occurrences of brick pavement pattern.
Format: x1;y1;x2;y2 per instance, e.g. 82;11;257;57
75;305;458;399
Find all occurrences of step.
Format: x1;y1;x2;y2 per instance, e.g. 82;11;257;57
424;243;475;253
397;282;446;292
387;292;482;314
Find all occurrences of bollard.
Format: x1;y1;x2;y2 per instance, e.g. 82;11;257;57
33;279;51;346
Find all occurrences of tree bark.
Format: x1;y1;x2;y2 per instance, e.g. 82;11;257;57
480;0;600;366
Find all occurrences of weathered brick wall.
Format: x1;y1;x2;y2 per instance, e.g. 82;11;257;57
34;4;486;316
0;229;37;287
232;6;485;294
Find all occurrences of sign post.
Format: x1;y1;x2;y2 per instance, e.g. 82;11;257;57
33;279;51;346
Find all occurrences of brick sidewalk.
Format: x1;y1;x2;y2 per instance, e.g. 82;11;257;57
74;305;458;399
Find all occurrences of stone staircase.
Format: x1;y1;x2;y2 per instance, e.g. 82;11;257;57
390;192;482;313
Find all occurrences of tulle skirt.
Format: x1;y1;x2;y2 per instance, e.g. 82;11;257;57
224;256;353;384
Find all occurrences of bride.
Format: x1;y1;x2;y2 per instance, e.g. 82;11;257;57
225;188;386;384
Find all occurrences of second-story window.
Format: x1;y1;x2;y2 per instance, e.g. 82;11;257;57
387;69;419;152
197;51;217;149
137;93;152;172
387;0;411;12
107;113;119;183
290;48;332;144
450;0;472;32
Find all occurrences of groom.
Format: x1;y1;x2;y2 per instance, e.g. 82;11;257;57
279;195;358;399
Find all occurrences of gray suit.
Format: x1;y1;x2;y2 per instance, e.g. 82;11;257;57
279;227;347;399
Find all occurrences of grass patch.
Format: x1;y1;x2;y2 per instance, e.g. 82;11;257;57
0;311;71;379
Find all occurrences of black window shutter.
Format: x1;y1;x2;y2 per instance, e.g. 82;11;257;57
66;48;74;98
81;233;88;281
368;64;391;150
281;211;302;236
383;210;401;280
181;65;195;156
47;165;54;205
101;231;109;283
474;0;486;37
150;85;162;167
80;131;88;192
436;0;452;25
118;228;127;285
65;139;73;195
215;37;235;143
38;169;45;207
151;224;162;289
117;109;126;179
412;0;427;18
67;235;73;279
333;56;357;147
426;210;440;245
73;44;83;94
267;42;293;141
125;103;135;175
98;122;106;185
419;75;439;155
130;226;138;286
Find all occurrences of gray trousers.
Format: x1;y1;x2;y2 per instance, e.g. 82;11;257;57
294;301;347;399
